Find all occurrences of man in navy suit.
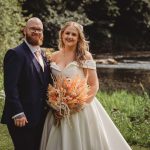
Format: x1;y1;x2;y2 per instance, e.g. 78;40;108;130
1;17;52;150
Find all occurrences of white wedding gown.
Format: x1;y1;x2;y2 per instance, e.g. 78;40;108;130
40;60;132;150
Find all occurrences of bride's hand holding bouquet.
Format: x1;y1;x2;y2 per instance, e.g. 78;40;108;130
47;75;89;126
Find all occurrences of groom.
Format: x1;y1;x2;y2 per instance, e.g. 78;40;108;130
1;17;52;150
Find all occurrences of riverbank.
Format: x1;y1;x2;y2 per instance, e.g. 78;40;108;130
94;51;150;60
95;51;150;93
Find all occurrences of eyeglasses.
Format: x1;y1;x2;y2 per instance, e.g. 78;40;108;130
28;27;43;33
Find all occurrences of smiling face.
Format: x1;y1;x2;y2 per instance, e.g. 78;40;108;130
61;25;79;49
24;18;44;46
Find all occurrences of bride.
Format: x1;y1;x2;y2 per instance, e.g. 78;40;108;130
40;21;132;150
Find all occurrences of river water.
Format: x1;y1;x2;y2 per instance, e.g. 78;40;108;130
96;59;150;93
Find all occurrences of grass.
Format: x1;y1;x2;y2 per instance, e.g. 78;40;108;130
0;124;13;150
0;90;150;150
0;97;13;150
131;146;149;150
97;90;150;149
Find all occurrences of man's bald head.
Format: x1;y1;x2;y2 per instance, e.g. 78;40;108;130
26;17;43;28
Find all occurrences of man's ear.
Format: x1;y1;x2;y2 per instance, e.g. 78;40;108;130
23;27;26;36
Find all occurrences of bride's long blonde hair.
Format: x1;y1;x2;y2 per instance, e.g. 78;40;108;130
58;21;89;64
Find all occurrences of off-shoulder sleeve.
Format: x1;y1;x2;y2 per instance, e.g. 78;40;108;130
82;60;96;69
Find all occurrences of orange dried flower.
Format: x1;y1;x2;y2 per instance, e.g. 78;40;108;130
47;75;89;126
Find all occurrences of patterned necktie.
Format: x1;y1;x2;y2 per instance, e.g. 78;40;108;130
34;50;44;71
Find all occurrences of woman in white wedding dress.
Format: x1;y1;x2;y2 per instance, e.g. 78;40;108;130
40;21;132;150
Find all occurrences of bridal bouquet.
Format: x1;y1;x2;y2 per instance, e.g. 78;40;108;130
47;75;89;126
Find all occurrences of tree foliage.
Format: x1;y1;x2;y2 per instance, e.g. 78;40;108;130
112;0;150;52
22;0;92;48
22;0;150;53
83;0;150;53
0;0;25;66
115;0;150;34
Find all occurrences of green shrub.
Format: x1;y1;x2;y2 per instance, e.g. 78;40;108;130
0;0;25;67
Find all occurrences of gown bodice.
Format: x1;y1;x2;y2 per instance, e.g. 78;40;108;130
50;60;96;79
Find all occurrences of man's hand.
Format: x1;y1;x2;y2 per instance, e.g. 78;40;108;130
53;110;64;126
14;116;28;127
53;111;63;120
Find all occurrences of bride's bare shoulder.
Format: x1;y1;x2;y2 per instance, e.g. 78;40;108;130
85;51;93;60
51;50;60;62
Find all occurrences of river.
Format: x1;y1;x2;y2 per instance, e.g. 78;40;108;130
96;53;150;93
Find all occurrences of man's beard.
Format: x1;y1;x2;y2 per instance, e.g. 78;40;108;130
26;34;43;46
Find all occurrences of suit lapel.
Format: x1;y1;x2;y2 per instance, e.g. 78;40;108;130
22;42;44;84
32;57;44;83
41;51;48;71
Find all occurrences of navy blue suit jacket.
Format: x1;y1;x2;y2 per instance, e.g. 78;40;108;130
1;42;52;127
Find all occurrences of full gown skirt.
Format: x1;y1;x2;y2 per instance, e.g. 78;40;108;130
40;60;132;150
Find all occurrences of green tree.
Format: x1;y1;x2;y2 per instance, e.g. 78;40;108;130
22;0;150;53
83;0;150;53
113;0;150;52
0;0;25;67
22;0;92;49
83;0;120;53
